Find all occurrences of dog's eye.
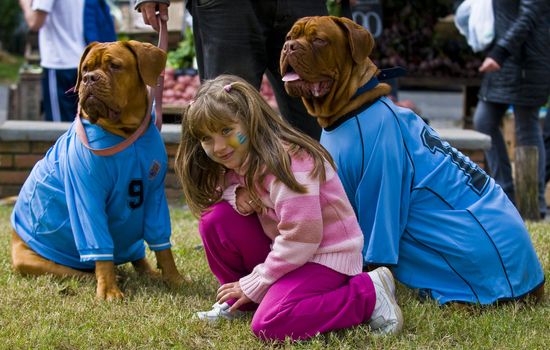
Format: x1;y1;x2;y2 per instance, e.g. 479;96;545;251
313;38;327;46
110;62;122;70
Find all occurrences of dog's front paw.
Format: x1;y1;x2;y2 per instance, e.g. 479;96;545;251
95;261;124;301
96;283;124;301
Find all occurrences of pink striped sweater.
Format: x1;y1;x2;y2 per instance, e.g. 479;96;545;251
222;151;364;303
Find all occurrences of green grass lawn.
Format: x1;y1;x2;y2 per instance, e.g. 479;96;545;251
0;204;548;349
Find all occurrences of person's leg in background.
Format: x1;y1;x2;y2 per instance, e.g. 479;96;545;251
189;1;204;79
473;100;514;202
189;0;265;90
514;105;547;218
189;0;326;140
41;68;53;121
41;68;78;122
56;68;78;122
543;105;550;185
264;0;328;140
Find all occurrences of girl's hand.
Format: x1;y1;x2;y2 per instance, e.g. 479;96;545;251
217;281;252;313
235;187;260;215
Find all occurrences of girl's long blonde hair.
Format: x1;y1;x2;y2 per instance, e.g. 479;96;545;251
175;74;335;217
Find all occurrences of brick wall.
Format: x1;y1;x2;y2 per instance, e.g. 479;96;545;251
0;121;185;203
0;121;490;202
0;141;50;198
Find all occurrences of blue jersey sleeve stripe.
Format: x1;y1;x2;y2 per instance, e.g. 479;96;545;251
80;254;114;260
148;242;171;250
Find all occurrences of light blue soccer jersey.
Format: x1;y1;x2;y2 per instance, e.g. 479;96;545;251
11;119;171;270
321;96;544;304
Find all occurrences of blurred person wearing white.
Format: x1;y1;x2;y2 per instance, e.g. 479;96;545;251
19;0;116;122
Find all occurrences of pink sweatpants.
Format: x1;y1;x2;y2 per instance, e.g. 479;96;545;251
199;201;377;341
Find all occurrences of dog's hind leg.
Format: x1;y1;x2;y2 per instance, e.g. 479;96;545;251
10;230;92;279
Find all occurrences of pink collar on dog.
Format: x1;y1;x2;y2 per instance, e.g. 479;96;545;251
75;89;154;157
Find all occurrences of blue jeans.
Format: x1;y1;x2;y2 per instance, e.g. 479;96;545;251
473;100;546;216
189;0;328;140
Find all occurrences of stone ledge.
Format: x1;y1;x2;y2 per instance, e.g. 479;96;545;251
435;127;491;151
0;120;491;151
0;120;181;144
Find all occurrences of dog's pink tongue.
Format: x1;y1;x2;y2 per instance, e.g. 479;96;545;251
282;72;301;82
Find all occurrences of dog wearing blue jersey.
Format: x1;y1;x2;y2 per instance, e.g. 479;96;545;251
10;41;185;300
280;16;544;305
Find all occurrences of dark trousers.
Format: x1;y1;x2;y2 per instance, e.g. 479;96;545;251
188;0;328;140
41;67;78;122
543;106;550;184
473;100;546;216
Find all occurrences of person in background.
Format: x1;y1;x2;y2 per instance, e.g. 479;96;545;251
18;0;116;122
134;0;328;140
472;0;550;219
175;75;403;341
543;102;550;209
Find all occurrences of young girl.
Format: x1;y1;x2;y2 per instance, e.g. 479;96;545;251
175;75;403;341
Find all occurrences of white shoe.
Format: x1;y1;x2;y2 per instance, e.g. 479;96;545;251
367;267;403;335
194;302;244;322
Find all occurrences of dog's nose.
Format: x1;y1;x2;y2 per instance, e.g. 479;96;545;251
82;72;100;85
283;40;298;54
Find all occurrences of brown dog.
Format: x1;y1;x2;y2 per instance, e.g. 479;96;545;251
280;16;391;127
279;16;545;305
10;40;185;300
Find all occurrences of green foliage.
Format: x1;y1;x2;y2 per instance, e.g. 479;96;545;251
326;0;342;17
117;33;130;42
0;204;549;349
0;0;24;53
167;27;195;69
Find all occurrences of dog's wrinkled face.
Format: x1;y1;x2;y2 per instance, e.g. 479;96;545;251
75;41;166;135
280;17;347;99
280;16;382;123
77;42;138;123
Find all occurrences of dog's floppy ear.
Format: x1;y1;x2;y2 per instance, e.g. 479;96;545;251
331;16;374;64
123;40;167;87
75;42;100;92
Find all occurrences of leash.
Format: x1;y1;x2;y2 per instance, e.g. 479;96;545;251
154;17;168;130
75;18;168;156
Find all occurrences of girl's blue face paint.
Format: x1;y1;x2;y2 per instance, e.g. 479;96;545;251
236;131;247;145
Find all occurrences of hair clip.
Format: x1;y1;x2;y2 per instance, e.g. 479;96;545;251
223;84;232;92
189;99;195;105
